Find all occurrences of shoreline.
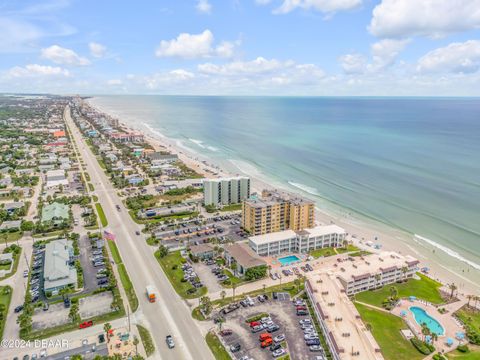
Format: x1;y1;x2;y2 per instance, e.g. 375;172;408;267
86;97;480;295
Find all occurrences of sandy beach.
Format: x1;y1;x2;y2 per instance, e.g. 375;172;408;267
90;99;480;296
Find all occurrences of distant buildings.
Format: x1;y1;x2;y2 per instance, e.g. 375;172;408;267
248;224;346;256
242;189;315;235
45;169;68;189
203;176;250;207
109;132;144;143
44;239;77;294
146;152;178;164
41;202;69;225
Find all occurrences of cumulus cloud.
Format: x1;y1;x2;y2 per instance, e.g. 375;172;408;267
89;42;107;58
369;0;480;38
339;53;368;74
7;64;70;77
141;69;195;89
198;57;287;75
371;38;410;69
41;45;90;66
272;0;362;14
155;30;236;59
417;40;480;74
196;0;212;14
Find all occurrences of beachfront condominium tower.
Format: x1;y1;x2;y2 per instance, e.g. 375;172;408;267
242;189;315;235
203;176;251;207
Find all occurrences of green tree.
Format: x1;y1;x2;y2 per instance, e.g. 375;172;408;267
133;335;139;355
448;283;457;299
158;244;169;258
104;322;112;342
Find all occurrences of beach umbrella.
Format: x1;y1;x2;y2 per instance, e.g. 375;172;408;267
455;332;465;340
409;296;416;301
446;338;453;346
425;335;432;344
400;310;407;317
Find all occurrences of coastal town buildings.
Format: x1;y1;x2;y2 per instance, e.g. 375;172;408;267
203;176;251;207
248;224;346;256
43;239;77;294
242;189;315;235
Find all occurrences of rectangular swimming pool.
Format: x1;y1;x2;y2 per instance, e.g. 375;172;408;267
278;255;301;266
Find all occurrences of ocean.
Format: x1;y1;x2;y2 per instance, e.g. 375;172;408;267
88;95;480;286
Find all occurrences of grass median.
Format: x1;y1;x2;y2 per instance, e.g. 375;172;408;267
137;325;155;357
95;202;108;227
107;240;139;312
206;331;231;360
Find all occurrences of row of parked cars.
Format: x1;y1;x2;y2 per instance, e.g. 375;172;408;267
29;244;47;302
91;249;105;267
294;299;327;358
253;316;287;358
182;262;204;293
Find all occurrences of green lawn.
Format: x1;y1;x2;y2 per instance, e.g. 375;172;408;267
0;247;21;280
355;273;444;307
310;247;336;258
88;183;94;191
220;203;242;212
221;269;245;288
0;231;23;243
117;264;138;312
137;324;155;357
355;302;423;360
350;250;372;257
95;203;108;227
206;332;231;360
154;250;207;299
456;306;480;332
447;346;480;359
336;244;360;253
0;286;12;340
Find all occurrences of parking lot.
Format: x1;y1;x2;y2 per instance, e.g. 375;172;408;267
216;293;321;360
79;234;106;293
155;214;245;249
192;261;224;294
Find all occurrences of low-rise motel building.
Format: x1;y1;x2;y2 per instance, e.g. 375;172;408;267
304;251;419;360
248;224;346;256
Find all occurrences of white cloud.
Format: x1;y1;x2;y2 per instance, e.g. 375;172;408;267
198;57;287;75
155;30;236;59
107;79;123;86
370;38;409;69
369;0;480;38
196;0;212;14
41;45;90;66
417;40;480;74
339;53;367;74
0;17;43;53
255;0;273;4
7;64;70;78
272;0;362;14
89;42;107;58
141;69;195;89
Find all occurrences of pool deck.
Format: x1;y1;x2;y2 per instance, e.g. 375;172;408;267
392;298;465;350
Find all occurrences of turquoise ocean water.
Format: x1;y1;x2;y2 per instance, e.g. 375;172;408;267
89;96;480;285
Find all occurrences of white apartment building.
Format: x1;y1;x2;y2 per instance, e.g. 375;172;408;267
248;224;346;256
203;176;250;207
335;251;420;296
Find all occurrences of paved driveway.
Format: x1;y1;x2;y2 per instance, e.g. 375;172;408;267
192;261;224;294
79;292;113;318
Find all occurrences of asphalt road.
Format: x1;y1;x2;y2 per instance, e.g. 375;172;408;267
65;106;213;360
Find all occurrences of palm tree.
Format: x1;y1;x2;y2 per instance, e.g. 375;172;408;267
268;265;272;277
421;322;431;341
401;266;408;282
374;274;381;289
448;283;457;299
220;290;226;302
133;336;139;355
474;295;480;312
262;284;266;294
104;322;112;342
232;283;237;302
431;332;438;345
389;286;398;300
467;294;473;308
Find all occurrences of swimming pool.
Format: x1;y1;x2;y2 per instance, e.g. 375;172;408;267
410;306;445;335
278;255;301;266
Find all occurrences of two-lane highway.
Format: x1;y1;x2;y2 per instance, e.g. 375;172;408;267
65;106;213;360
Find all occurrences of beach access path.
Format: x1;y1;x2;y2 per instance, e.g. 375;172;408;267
64;106;213;360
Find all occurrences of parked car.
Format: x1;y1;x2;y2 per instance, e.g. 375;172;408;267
272;348;286;358
79;321;93;329
14;305;23;313
270;343;282;352
267;324;280;333
274;334;285;343
306;338;321;346
230;343;241;353
309;345;323;352
220;329;232;336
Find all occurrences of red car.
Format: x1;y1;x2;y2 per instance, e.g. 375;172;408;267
79;320;93;329
249;321;261;328
220;329;233;336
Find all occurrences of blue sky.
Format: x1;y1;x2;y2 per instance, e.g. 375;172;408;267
1;0;480;95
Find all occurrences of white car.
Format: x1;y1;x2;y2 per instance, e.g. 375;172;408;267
272;348;286;358
274;334;286;343
299;318;312;325
305;333;319;340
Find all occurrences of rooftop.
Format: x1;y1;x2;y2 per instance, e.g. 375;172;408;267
249;229;298;246
225;243;266;269
44;239;77;291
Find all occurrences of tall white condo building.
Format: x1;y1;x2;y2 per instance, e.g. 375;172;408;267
203;176;250;207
